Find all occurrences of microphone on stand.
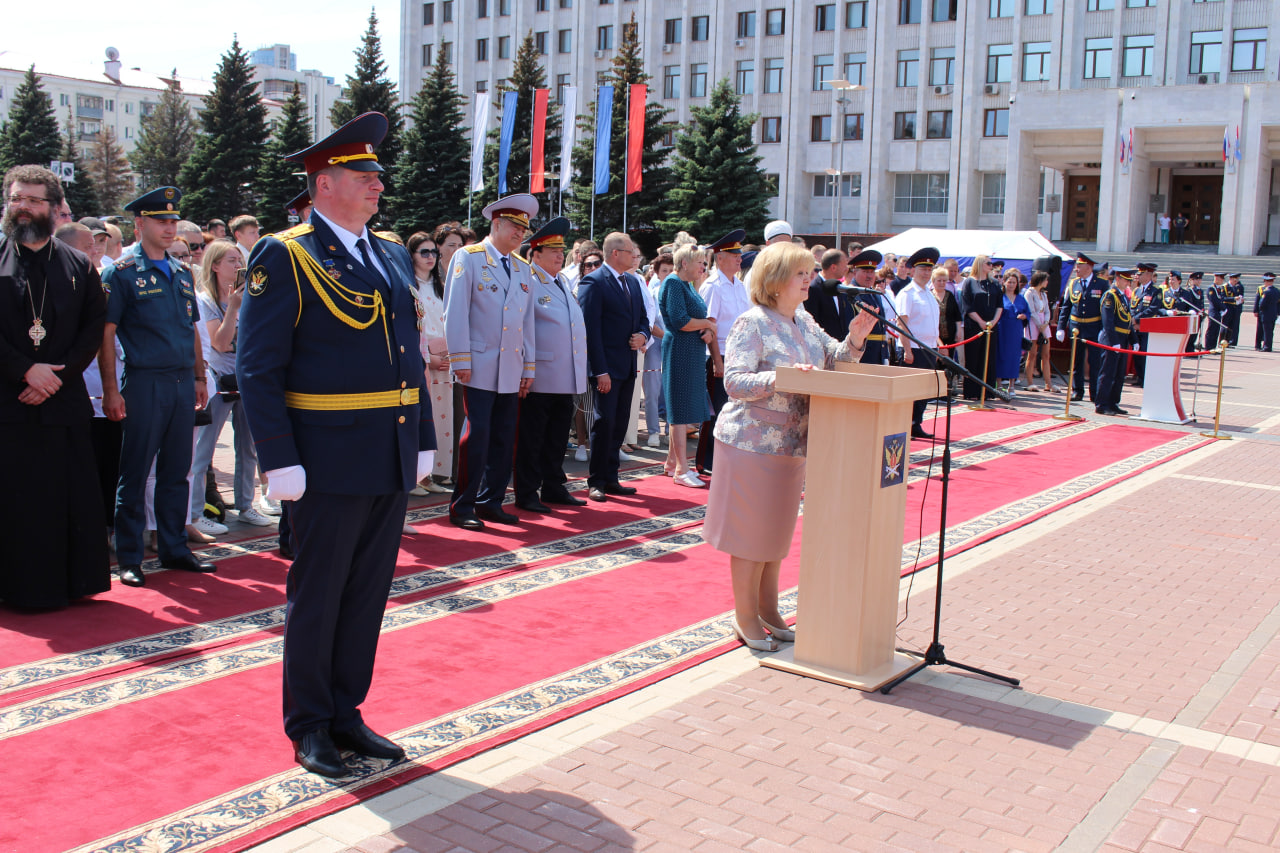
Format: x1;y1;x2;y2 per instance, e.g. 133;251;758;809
835;284;882;297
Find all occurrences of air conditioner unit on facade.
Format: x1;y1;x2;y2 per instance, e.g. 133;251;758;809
934;85;952;95
662;44;673;53
1197;73;1219;84
984;83;999;95
594;49;607;58
734;38;746;47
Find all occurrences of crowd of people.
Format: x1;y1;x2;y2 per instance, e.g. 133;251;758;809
6;106;1279;776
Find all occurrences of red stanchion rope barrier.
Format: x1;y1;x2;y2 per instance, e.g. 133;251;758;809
938;330;986;350
1080;338;1219;358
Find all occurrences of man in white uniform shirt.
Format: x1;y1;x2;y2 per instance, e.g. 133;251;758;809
695;229;749;475
893;247;943;440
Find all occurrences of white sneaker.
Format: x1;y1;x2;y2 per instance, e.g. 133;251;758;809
619;450;635;462
238;507;275;527
674;471;706;488
256;497;282;516
402;521;417;535
647;434;661;448
409;484;429;496
574;445;589;462
192;515;228;536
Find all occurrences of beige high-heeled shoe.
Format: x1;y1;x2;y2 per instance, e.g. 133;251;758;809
733;619;779;652
759;617;795;643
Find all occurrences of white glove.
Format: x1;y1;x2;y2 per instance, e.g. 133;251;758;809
265;465;306;502
1055;329;1065;342
416;450;436;482
1132;343;1141;352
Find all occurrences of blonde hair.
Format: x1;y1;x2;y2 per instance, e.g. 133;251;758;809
672;243;707;277
931;267;949;284
748;242;813;308
970;254;991;280
197;240;241;306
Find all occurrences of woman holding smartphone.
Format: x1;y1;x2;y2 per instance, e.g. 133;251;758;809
188;240;272;532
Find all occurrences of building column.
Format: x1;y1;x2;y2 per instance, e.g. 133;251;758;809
1228;113;1270;255
1003;128;1042;232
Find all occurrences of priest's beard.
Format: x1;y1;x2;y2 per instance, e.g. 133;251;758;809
1;206;54;245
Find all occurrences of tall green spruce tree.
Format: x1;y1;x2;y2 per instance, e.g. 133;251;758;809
60;109;101;216
0;66;61;173
478;33;561;231
390;48;470;235
179;37;269;225
130;78;197;190
256;84;312;233
331;10;403;221
87;127;133;214
657;77;771;242
568;15;674;249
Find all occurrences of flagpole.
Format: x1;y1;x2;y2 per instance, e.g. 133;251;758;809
623;84;629;235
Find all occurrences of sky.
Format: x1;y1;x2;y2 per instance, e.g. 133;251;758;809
7;2;403;86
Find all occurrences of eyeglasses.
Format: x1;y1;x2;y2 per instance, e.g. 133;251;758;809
172;252;192;261
581;260;602;270
6;194;50;206
188;243;205;252
416;248;439;257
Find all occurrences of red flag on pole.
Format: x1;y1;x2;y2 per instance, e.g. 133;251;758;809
530;88;549;194
626;84;645;195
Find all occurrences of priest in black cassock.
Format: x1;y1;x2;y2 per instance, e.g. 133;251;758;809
0;165;110;608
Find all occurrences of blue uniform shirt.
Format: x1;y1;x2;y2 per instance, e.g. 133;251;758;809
102;243;197;372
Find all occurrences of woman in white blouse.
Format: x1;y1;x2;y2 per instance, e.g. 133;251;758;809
406;232;453;498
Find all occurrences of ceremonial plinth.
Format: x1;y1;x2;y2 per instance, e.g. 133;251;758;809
763;362;945;691
1136;315;1193;424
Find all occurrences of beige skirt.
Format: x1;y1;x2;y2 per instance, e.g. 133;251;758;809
702;440;806;562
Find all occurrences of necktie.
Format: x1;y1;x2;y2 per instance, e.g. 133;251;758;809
501;256;511;279
356;238;386;288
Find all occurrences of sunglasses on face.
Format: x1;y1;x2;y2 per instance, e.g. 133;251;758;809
188;243;205;252
582;260;602;270
416;248;439;257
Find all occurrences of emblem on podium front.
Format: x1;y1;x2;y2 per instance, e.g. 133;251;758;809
881;433;906;488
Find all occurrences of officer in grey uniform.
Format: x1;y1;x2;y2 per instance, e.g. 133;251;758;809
99;187;216;587
513;217;589;512
444;193;538;530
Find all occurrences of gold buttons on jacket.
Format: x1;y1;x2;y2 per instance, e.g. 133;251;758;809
398;415;405;424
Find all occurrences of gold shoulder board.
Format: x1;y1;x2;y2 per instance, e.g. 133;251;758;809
464;244;487;254
277;223;315;241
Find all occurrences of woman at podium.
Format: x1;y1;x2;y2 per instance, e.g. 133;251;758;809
703;242;877;651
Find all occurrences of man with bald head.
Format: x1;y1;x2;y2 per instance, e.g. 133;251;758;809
54;221;95;257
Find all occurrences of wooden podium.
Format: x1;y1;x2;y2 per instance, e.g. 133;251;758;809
762;362;946;691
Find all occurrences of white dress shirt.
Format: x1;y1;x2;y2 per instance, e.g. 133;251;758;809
894;280;941;348
699;268;751;351
309;208;388;281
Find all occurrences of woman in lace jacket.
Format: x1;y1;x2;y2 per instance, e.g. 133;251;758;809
703;242;877;651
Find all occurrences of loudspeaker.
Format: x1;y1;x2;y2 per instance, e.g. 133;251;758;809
1033;255;1064;304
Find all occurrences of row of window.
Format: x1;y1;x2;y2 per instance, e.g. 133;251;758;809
778;108;1008;143
1085;28;1267;77
808;172;1004;217
59;93;142;114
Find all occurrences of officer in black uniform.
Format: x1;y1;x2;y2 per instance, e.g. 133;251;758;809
1204;272;1227;352
1058;253;1106;402
99;187;216;588
846;249;890;365
1129;262;1162;387
1096;268;1135;415
1170;270;1203;354
1259;273;1279;352
1225;272;1245;346
237;112;435;778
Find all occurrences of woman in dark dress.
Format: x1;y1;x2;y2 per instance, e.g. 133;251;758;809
659;244;716;488
959;254;1003;399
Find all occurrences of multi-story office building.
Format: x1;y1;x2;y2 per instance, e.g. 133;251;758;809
250;44;345;141
400;0;1280;253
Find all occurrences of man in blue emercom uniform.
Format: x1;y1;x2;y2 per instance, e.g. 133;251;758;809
100;187;216;588
237;112;436;778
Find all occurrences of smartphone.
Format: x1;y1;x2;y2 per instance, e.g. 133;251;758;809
234;268;247;288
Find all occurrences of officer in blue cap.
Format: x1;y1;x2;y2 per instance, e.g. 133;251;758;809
1056;252;1106;402
237;112;435;777
846;249;891;365
1225;271;1245;346
1258;273;1279;351
1096;268;1136;415
99;187;216;588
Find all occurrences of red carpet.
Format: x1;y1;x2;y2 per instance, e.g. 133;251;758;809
0;412;1209;852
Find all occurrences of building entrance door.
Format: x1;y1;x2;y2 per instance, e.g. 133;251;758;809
1170;175;1222;244
1065;176;1100;241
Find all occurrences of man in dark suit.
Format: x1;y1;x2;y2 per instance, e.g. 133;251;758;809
577;231;650;502
803;248;855;340
238;112;436;778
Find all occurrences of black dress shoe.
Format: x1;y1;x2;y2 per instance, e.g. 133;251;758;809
476;504;519;524
118;565;145;587
587;487;608;502
1071;393;1084;402
515;499;552;513
160;554;217;573
278;542;295;561
450;513;486;530
601;483;637;496
332;722;406;761
293;730;348;777
542;490;586;506
910;426;934;440
1113;406;1129;415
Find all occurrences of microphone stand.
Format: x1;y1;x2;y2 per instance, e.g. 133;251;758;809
840;289;1021;694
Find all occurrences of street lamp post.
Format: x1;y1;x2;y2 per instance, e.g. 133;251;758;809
827;79;861;253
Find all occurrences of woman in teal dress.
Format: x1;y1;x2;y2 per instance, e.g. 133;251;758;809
659;244;716;488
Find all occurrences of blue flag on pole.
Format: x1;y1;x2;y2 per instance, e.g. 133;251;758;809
498;91;518;194
593;85;614;196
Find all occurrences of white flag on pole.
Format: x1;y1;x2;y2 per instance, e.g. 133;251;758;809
559;86;578;193
470;94;490;193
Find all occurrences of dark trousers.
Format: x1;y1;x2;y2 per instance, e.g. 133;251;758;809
1097;347;1126;409
588;373;635;488
1185;317;1201;354
695;357;729;472
961;325;995;398
1262;311;1278;351
114;370;195;566
908;347;939;425
450;383;465;482
1134;332;1149;386
1069;328;1102;401
514;391;575;502
89;417;123;530
451;386;519;516
282;489;405;740
1205;315;1223;352
277;500;294;552
1226;306;1241;346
